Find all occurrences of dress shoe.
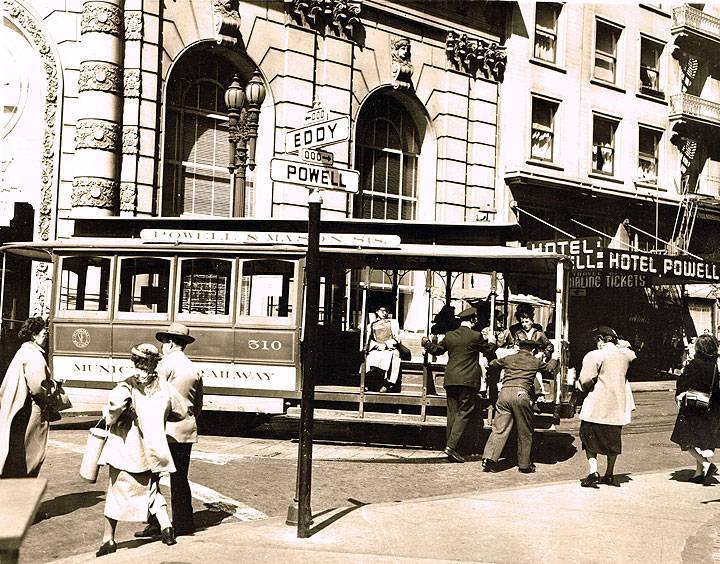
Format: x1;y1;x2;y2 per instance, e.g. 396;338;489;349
600;474;621;487
378;386;389;393
704;463;718;486
518;463;536;474
134;523;161;538
444;446;465;463
689;474;705;484
161;527;177;546
95;539;117;557
580;472;600;488
482;458;498;473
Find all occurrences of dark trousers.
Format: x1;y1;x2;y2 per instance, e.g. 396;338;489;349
445;385;478;451
482;386;534;469
169;442;194;532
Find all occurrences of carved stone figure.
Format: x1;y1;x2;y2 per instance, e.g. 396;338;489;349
391;37;414;90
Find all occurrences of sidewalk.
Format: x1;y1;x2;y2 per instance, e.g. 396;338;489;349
52;468;720;564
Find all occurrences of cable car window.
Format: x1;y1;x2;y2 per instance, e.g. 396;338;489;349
238;259;295;320
177;258;232;319
57;256;112;314
117;257;171;318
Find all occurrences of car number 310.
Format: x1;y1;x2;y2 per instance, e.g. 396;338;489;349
248;339;282;351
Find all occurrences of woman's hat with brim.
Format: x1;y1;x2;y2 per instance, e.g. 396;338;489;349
156;322;195;344
131;343;161;359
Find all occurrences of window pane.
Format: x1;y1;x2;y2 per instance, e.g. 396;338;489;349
118;258;171;313
638;128;659;182
238;260;295;318
179;259;232;315
595;22;619;83
640;39;662;90
58;256;111;312
373;152;387;194
531;99;556;161
402;155;417;197
535;4;559;63
386;153;401;195
593;117;616;174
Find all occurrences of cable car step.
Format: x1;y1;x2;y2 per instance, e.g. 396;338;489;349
284;407;448;426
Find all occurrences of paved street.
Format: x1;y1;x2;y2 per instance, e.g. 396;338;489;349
17;385;698;563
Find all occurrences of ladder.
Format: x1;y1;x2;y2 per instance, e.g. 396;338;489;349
670;175;699;254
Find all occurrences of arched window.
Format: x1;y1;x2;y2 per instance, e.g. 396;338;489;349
354;94;420;220
163;51;254;217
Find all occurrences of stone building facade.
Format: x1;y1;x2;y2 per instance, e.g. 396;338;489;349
2;0;510;317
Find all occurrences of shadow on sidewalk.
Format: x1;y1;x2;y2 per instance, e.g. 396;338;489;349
306;498;367;537
35;490;105;522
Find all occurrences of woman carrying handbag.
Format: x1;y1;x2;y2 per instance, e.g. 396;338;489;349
96;343;186;557
671;334;720;486
0;317;52;478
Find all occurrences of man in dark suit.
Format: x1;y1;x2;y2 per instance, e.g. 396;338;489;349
422;307;496;463
482;340;558;473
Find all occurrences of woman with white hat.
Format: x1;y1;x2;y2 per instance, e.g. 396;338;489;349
96;343;186;557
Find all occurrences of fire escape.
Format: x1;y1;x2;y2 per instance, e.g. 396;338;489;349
669;5;720;253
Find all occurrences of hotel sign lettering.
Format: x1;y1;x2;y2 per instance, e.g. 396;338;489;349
528;237;720;288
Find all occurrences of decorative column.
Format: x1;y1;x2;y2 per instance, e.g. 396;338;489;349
72;0;125;217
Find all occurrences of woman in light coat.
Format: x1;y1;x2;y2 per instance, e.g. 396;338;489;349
96;343;186;557
0;317;51;478
578;326;636;488
365;305;402;392
670;334;720;485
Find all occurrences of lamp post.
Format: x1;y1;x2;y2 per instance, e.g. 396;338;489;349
224;70;266;217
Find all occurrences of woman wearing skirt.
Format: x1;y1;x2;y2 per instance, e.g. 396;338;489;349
578;326;636;488
96;344;186;557
671;334;720;485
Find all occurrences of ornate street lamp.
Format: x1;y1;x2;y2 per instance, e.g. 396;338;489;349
224;69;266;217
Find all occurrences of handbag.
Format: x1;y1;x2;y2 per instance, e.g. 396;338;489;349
683;364;716;411
80;419;108;483
39;378;73;421
395;342;412;361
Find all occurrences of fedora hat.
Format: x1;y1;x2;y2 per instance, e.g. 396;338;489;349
156;322;195;344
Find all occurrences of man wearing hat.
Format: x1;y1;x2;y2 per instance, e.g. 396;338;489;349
482;339;559;474
135;322;203;538
422;307;496;463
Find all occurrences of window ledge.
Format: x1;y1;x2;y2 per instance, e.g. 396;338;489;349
590;78;626;94
636;91;668;105
635;179;666;191
639;4;671;18
529;58;567;74
589;172;624;184
526;158;564;172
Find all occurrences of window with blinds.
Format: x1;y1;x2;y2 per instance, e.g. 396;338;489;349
354;94;420;221
162;51;249;217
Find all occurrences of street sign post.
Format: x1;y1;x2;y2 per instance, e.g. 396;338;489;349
285;116;350;152
270;157;359;193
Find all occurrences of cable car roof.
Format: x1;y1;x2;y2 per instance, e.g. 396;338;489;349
0;239;568;275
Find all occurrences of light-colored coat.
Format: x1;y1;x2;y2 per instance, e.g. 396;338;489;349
0;342;50;476
579;343;636;426
158;350;203;443
99;375;186;473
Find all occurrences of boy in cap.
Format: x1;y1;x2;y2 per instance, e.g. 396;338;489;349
135;323;203;538
422;307;496;463
482;339;559;473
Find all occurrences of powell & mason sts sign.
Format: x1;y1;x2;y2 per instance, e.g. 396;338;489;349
528;237;720;289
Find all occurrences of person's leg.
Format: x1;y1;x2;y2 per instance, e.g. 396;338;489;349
446;387;477;452
386;350;401;386
101;516;117;544
445;387;459;447
581;450;600;487
149;477;177;546
169;442;194;534
511;393;535;470
687;448;706;476
482;391;514;463
604;454;618;476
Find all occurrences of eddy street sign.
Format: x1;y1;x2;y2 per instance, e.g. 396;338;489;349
301;148;334;166
286;116;350;151
270;157;359;192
